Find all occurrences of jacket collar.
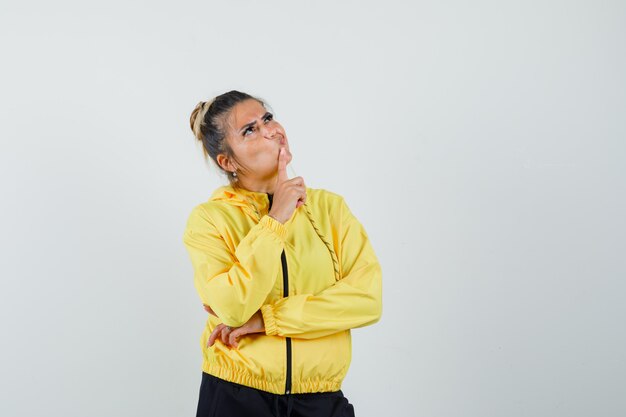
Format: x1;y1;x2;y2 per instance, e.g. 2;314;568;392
209;184;271;220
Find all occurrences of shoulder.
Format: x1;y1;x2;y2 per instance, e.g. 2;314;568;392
184;203;213;231
306;187;365;230
185;200;231;227
304;187;352;228
305;187;346;208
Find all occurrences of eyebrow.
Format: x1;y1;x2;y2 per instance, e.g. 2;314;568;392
239;112;272;134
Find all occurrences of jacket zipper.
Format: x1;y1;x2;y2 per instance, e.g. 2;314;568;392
281;250;292;395
264;192;292;395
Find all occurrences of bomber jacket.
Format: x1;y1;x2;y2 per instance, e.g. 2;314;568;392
182;184;382;394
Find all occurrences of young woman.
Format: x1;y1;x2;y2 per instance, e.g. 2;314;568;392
183;90;382;417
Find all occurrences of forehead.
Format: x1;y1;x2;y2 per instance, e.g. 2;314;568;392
230;99;266;129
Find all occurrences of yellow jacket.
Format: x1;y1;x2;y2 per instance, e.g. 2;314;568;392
182;184;382;394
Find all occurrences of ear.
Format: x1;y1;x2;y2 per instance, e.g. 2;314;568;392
216;153;236;172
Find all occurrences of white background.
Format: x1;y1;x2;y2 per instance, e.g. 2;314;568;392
1;1;625;416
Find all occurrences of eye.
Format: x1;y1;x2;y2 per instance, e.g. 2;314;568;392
243;113;274;137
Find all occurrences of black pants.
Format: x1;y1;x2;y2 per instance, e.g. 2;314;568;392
196;372;356;417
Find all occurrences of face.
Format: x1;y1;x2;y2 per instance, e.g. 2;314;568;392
220;99;292;181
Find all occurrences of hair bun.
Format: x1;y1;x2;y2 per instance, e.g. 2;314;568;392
189;101;208;141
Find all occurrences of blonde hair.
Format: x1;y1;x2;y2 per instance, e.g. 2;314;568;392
189;100;213;159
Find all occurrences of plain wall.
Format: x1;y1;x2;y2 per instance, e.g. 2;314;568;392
1;1;624;416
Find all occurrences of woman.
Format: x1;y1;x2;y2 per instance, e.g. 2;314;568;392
183;90;382;417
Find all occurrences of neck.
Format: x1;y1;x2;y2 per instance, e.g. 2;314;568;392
235;173;278;195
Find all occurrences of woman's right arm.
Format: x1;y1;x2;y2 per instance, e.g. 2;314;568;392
182;204;288;327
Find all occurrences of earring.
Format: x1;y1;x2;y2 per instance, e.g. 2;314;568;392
232;170;238;180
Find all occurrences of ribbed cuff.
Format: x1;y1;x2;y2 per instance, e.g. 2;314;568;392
261;304;279;336
259;214;288;242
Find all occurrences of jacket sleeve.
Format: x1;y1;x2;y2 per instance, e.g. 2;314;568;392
182;204;288;327
260;196;382;339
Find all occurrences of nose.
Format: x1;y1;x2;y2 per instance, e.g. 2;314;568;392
261;124;278;139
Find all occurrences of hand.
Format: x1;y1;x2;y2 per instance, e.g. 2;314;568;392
207;310;266;349
268;147;307;223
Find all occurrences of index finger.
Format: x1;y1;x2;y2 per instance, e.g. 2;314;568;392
276;147;289;183
208;324;225;347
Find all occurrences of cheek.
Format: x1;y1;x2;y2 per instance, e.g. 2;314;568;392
248;146;278;165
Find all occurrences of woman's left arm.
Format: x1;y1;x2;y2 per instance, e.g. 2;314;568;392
260;196;383;339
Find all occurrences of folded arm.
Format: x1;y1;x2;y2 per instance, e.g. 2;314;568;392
183;205;287;327
261;196;383;339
